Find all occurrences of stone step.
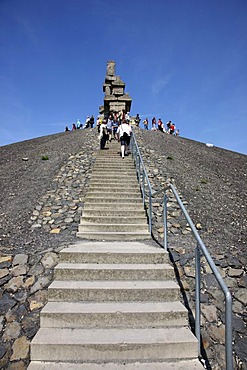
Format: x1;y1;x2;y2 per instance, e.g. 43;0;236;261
48;280;180;302
93;164;134;169
76;231;151;240
93;166;135;171
90;174;137;179
83;198;143;204
85;193;142;199
96;157;132;161
28;359;203;369
97;152;131;157
93;170;135;176
89;180;138;185
89;177;138;183
59;242;168;264
93;161;134;166
41;301;188;329
81;216;146;224
82;210;146;217
54;262;175;281
78;223;149;233
89;187;139;193
91;176;137;181
89;179;139;186
30;327;198;362
83;203;145;211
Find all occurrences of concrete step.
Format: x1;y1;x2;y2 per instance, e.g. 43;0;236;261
28;359;203;369
83;203;145;211
59;242;168;264
83;198;143;204
97;153;131;157
89;181;139;187
78;223;149;233
92;171;135;177
30;327;198;362
82;210;146;217
88;186;139;192
96;157;132;161
89;179;138;184
48;280;180;302
81;216;146;224
85;192;142;199
90;174;137;179
76;231;151;240
41;301;188;329
54;262;175;281
93;165;134;169
89;177;138;183
93;161;134;166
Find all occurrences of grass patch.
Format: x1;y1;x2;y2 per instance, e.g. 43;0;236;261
167;156;174;160
200;178;208;184
41;155;49;160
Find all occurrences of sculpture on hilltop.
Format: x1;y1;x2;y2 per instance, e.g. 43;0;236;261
99;61;132;117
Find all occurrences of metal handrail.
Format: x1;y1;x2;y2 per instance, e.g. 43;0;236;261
130;131;233;370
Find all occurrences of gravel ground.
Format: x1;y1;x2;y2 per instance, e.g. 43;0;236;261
0;129;98;254
135;128;247;259
0;127;246;259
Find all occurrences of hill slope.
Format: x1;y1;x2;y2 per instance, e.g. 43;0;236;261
0;129;98;254
0;127;246;258
135;128;246;258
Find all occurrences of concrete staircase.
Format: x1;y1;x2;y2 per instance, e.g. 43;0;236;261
28;241;202;369
76;141;150;240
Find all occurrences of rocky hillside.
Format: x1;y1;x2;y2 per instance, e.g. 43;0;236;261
135;128;246;259
0;127;246;369
0;129;98;254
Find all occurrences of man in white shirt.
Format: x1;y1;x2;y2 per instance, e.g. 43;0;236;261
116;120;132;159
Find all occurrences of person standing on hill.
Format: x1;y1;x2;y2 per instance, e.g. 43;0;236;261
98;119;108;149
76;119;81;129
106;116;113;142
157;118;163;132
151;117;156;130
112;118;119;140
143;118;149;130
117;119;132;159
134;114;141;126
170;122;175;135
90;115;94;128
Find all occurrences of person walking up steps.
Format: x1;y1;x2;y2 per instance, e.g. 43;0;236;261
98;119;108;149
117;119;132;159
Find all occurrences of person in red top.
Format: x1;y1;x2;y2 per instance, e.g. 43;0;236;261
170;123;175;135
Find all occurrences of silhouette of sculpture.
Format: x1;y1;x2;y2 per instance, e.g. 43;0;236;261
99;61;132;116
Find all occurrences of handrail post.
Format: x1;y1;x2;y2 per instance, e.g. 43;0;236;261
195;244;201;356
163;193;168;251
137;153;140;183
138;153;141;181
149;191;152;234
142;167;145;206
225;292;233;370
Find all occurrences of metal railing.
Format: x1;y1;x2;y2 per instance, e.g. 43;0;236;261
130;131;233;370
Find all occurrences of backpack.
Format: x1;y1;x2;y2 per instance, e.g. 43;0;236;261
123;131;129;140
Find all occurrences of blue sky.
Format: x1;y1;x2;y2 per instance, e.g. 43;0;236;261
0;0;247;154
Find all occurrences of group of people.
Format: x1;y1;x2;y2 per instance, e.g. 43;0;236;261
65;115;95;132
64;111;179;157
142;117;179;135
97;111;132;159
